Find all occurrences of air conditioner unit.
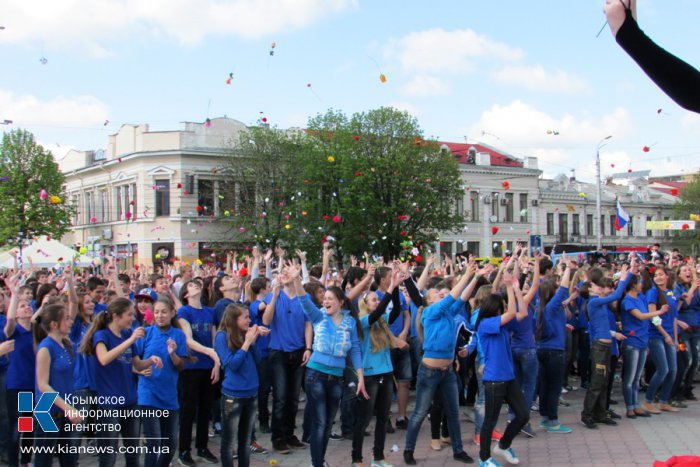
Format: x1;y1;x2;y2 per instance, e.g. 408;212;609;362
500;198;509;206
531;199;539;207
102;228;113;240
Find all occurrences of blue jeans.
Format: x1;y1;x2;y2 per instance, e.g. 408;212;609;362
340;365;358;435
141;407;179;467
97;405;140;467
305;369;344;467
220;395;257;467
269;348;305;443
537;348;565;425
473;359;485;435
622;345;647;410
404;364;463;455
646;338;677;403
33;414;80;467
511;347;538;420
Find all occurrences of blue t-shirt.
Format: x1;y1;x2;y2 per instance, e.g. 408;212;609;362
177;305;215;370
675;282;700;327
213;298;235;327
621;294;650;348
536;286;569;351
646;287;678;339
510;303;536;350
36;337;75;414
70;319;96;391
263;291;308;352
249;300;270;358
6;322;35;390
94;303;108;314
93;328;137;407
376;289;409;337
215;331;259;398
359;313;393;376
478;316;516;382
135;325;188;409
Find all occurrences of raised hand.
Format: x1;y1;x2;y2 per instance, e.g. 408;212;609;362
604;0;636;37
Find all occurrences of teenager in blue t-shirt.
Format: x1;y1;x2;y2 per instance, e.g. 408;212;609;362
351;267;404;467
621;273;667;418
33;302;82;467
643;266;680;413
176;279;220;465
674;264;700;401
134;298;188;467
4;280;37;467
79;297;146;467
215;302;271;467
476;275;529;467
248;277;273;436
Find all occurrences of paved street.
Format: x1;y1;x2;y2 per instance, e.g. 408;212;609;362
73;377;700;467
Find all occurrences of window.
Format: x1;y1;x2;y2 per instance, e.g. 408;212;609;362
664;216;670;237
455;195;464;217
491;193;499;220
85;192;94;224
238;182;256;212
470;191;480;221
155;179;170;217
129;183;137;220
115;186;123;220
519;193;528;222
600;215;605;236
198;179;215;216
506;241;513;253
610;215;616;236
505;193;514;222
99;189;109;223
441;242;453;258
71;194;81;225
628;215;634;236
559;213;568;240
546;213;554;235
466;241;480;256
647;216;652;237
572;214;580;236
586;214;593;237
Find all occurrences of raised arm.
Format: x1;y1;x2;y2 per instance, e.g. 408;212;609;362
416;254;434;292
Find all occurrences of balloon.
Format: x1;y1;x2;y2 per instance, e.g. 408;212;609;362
49;195;61;204
39;189;48;200
333;215;341;223
502;181;510;190
379;73;387;83
492;226;499;235
327;155;335;162
224;210;231;217
79;246;88;255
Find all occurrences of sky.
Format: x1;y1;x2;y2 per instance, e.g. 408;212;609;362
1;0;699;184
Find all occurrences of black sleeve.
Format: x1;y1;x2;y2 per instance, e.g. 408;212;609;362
616;9;700;113
403;277;423;307
368;291;393;326
519;273;528;290
388;287;402;325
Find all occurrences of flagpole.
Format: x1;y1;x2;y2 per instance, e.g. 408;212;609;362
596;135;613;251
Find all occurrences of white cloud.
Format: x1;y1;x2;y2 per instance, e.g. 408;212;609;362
387;101;421;118
0;0;357;51
466;100;633;148
0;89;110;127
384;28;523;74
493;65;588;94
681;112;700;133
399;75;451;98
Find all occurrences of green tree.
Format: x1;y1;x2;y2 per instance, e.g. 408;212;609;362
0;129;73;244
673;172;700;254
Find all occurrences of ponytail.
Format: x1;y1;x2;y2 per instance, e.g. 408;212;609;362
79;297;133;355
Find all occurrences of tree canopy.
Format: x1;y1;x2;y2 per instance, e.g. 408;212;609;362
0;129;73;245
219;107;465;261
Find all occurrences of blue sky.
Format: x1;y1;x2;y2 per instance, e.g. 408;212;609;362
1;0;699;182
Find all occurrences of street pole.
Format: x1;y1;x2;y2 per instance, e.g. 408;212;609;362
596;135;613;251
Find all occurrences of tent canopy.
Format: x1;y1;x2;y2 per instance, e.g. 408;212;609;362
0;236;93;269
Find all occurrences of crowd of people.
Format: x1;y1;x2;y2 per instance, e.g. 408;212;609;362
0;239;698;467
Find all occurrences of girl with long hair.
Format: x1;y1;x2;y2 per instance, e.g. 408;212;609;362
215;303;270;467
673;263;700;402
475;274;530;466
133;298;188;467
351;267;404;467
620;273;667;418
33;302;82;467
642;266;680;413
535;258;573;433
289;264;366;467
80;297;148;467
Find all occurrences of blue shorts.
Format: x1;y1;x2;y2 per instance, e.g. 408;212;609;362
391;348;412;382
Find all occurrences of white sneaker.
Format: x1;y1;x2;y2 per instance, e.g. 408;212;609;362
371;461;394;467
493;444;520;465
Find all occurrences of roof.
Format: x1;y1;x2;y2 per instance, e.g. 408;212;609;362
649;180;687;196
437;141;524;167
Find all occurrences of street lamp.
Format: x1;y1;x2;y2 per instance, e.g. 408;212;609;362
596;135;613;251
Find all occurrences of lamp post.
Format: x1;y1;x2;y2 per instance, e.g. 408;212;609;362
596;135;613;251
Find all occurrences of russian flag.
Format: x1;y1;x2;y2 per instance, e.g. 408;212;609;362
615;199;629;231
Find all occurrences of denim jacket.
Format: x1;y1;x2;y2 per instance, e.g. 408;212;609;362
298;294;363;370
